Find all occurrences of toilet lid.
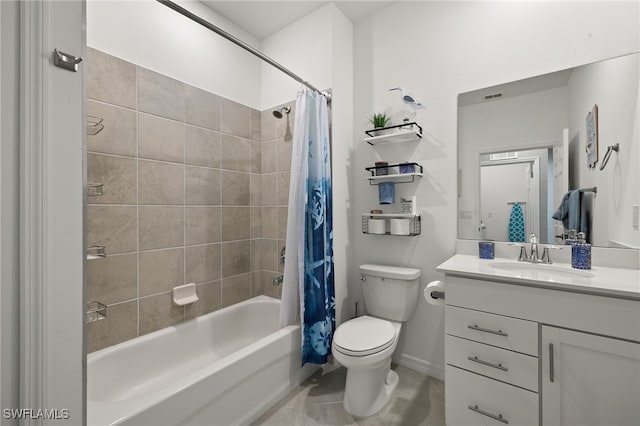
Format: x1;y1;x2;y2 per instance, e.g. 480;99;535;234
333;316;395;357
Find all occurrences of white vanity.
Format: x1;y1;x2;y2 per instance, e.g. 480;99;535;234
437;253;640;426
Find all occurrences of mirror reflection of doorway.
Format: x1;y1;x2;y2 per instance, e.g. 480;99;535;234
480;157;540;242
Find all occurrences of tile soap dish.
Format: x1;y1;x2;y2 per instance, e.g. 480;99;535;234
173;283;199;306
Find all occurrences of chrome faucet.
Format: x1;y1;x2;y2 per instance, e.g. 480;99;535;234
529;233;540;263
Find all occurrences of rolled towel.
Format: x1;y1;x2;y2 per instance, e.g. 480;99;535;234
378;182;395;204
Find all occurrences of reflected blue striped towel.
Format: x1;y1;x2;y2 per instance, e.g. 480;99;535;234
508;203;525;242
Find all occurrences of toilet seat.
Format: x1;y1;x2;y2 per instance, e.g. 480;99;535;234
333;316;396;357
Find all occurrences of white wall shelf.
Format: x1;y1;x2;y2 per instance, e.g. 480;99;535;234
364;122;422;146
362;213;421;236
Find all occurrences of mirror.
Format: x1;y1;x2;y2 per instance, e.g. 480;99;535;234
458;53;639;248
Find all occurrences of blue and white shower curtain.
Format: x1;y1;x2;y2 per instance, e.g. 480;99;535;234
279;89;335;365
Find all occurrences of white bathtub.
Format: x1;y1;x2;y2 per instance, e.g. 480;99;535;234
87;295;317;426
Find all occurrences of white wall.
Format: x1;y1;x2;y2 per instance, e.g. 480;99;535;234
353;1;639;379
87;0;262;109
260;3;354;326
568;53;640;248
0;1;20;421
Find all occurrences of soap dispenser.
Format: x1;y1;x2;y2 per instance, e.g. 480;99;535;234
571;232;591;270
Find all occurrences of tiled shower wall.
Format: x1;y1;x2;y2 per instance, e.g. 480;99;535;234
86;48;294;352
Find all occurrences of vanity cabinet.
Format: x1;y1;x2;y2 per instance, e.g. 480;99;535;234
442;274;640;426
542;326;640;426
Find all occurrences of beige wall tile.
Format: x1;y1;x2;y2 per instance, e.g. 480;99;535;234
186;166;221;205
87;253;137;305
250;239;264;272
250;207;262;239
185;206;221;245
185;280;222;320
276;138;293;172
139;293;184;335
221;207;250;241
276;172;290;206
139;248;185;297
138;67;185;121
221;240;250;278
186;244;222;284
87;300;138;353
251;271;264;297
251;141;262;174
185;85;221;131
261;207;277;239
87;48;137;109
221;134;251;172
138;160;185;205
261;109;277;142
261;239;278;272
261;141;277;173
250;108;262;142
221;171;250;206
185;126;221;168
261;173;276;206
87;206;137;254
87;100;137;157
221;273;251;308
221;98;250;138
261;270;281;299
87;153;137;205
250;173;262;206
138;113;185;163
139;206;184;250
277;207;288;240
277;239;286;273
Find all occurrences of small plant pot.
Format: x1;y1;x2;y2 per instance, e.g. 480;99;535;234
372;127;395;137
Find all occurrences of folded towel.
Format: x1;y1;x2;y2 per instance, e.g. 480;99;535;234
378;182;395;204
508;203;525;242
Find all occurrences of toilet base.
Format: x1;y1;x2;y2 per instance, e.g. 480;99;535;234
342;360;399;417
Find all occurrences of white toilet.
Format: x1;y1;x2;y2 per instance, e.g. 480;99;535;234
332;264;421;417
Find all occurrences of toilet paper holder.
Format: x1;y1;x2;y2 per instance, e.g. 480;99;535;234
430;290;445;300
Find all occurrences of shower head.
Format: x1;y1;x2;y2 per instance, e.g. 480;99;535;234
273;106;291;119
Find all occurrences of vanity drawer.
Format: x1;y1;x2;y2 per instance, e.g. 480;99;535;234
446;335;538;392
446;365;538;426
446;305;538;356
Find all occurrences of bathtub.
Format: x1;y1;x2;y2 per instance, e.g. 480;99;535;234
87;295;317;426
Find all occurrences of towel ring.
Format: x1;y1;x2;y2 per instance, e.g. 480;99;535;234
599;143;619;171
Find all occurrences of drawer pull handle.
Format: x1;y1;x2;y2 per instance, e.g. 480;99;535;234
468;356;509;372
549;343;555;383
468;404;509;424
467;324;509;337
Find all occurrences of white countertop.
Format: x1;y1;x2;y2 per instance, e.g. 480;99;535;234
437;254;640;300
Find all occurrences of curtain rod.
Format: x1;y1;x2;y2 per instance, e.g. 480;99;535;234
156;0;330;101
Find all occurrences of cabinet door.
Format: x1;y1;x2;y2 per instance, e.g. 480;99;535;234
542;326;640;426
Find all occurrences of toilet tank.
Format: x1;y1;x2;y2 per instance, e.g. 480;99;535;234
359;264;421;322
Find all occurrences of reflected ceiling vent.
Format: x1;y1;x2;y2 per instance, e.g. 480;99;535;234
484;93;503;100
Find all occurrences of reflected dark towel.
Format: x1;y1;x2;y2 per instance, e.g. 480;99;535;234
552;189;592;242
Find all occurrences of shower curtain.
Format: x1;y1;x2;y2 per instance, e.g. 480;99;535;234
279;89;335;365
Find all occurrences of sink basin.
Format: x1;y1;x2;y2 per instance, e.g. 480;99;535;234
488;261;594;279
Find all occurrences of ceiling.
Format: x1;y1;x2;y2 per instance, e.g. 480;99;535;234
201;1;397;39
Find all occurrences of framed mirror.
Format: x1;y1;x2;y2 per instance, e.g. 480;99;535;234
458;52;639;248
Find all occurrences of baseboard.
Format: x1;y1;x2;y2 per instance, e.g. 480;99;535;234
394;353;445;381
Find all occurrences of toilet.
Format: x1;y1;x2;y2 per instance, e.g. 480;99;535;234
332;264;421;417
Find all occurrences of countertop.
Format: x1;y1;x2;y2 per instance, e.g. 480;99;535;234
437;254;640;300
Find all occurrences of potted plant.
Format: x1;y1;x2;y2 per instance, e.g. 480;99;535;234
369;113;392;136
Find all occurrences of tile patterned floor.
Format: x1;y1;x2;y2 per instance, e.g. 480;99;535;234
252;364;445;426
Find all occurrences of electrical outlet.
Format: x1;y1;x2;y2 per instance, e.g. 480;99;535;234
633;204;639;230
459;210;473;220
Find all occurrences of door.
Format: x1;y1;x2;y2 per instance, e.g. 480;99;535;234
480;159;539;241
542;326;640;426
